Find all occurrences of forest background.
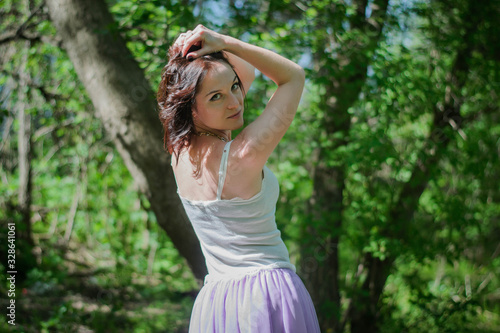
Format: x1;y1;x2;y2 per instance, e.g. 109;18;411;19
1;0;499;332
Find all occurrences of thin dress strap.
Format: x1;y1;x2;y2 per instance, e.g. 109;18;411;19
216;141;232;200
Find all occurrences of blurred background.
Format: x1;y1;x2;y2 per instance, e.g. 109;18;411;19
0;0;499;332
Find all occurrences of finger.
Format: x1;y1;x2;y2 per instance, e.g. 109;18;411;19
186;47;217;60
182;33;202;57
186;43;215;60
175;29;194;44
180;32;191;42
182;26;212;58
187;25;206;39
174;33;187;46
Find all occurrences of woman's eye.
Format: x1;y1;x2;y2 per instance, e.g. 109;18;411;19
232;83;240;91
210;93;221;101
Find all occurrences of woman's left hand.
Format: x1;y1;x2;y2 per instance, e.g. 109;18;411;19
176;25;228;59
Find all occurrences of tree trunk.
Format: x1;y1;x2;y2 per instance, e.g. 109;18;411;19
300;1;389;331
45;0;207;282
302;83;351;332
17;41;34;248
13;38;38;283
349;254;394;333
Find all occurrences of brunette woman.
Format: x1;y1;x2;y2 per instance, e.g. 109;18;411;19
157;25;320;332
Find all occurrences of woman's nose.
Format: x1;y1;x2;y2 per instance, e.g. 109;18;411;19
227;92;240;109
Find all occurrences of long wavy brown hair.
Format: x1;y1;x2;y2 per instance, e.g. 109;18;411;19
157;43;243;165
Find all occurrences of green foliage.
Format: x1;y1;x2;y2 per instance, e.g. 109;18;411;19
0;0;198;331
0;0;498;331
219;0;499;331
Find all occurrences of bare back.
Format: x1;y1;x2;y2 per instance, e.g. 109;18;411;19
172;138;264;202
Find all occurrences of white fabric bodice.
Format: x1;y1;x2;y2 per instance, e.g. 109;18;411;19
175;140;296;285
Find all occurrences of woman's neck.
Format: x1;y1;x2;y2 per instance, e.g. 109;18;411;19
194;126;231;142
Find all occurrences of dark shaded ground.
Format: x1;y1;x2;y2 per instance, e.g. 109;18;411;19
0;254;198;332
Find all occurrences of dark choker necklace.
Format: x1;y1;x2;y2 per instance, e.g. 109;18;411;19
196;131;228;142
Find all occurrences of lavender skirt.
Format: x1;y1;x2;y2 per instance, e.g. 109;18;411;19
188;268;321;332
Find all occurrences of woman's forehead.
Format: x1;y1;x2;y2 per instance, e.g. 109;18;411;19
199;62;236;92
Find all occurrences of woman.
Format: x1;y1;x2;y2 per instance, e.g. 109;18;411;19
157;25;320;333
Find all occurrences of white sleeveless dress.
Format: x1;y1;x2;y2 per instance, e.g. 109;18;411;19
175;140;320;333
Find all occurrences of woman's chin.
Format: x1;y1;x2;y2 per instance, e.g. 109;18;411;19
229;119;244;130
236;121;244;129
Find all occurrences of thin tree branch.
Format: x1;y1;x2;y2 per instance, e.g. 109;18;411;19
0;2;48;45
33;118;75;141
63;162;83;244
1;69;68;101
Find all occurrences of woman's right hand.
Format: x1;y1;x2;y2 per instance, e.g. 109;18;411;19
179;25;228;59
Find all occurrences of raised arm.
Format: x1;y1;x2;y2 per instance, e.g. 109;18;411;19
182;25;305;171
223;52;255;95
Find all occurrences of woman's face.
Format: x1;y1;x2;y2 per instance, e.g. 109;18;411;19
192;61;244;133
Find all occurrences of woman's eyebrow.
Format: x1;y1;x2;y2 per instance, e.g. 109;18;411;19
205;76;238;97
206;89;221;97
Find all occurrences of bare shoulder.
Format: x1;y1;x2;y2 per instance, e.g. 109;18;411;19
224;138;266;199
170;141;222;200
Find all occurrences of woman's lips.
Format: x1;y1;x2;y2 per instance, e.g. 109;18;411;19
228;110;241;119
